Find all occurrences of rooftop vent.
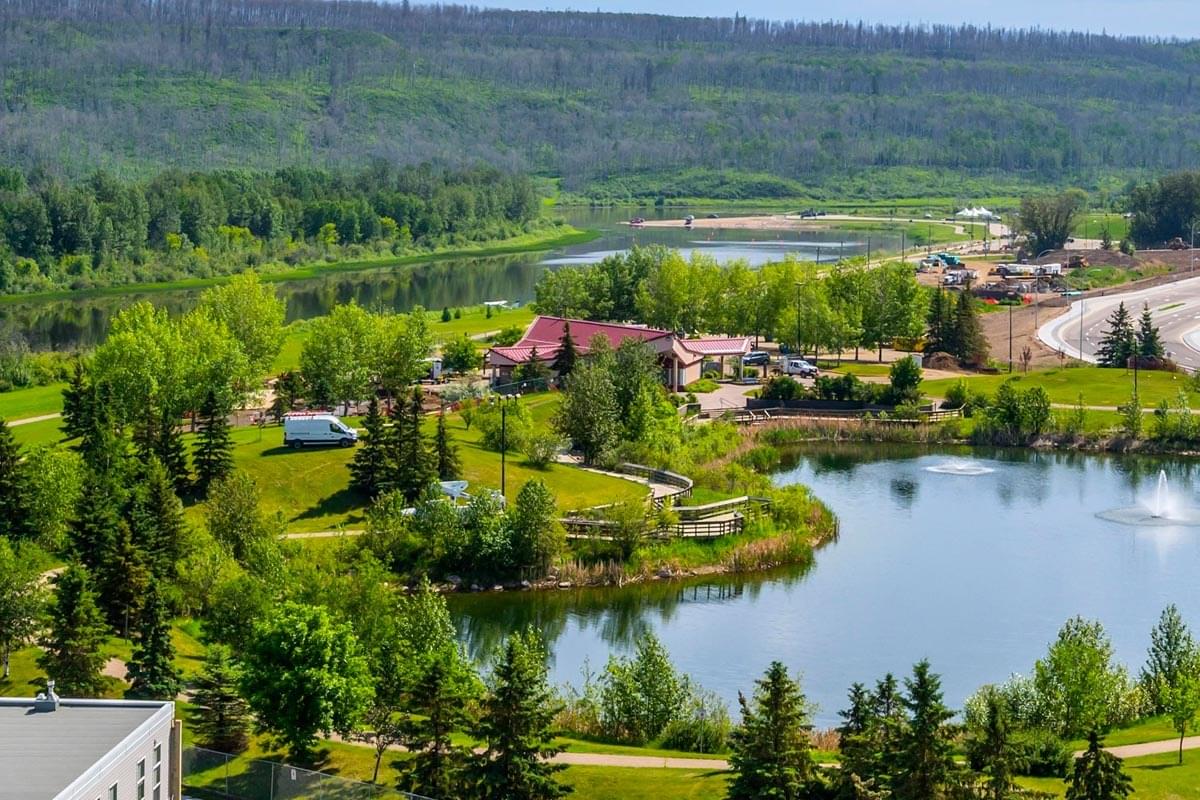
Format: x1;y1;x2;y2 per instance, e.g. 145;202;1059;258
33;680;60;712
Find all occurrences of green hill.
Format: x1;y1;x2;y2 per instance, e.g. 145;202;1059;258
1;1;1199;198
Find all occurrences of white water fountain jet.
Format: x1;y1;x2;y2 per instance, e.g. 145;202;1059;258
1098;469;1200;526
924;459;994;476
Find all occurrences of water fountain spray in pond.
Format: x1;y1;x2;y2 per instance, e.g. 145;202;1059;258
924;459;994;476
1098;469;1200;527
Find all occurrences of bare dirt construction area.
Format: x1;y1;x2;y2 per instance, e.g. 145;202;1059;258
629;213;1005;238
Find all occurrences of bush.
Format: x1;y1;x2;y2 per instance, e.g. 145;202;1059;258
491;324;525;346
942;379;971;410
1011;729;1073;777
523;431;563;469
474;400;532;452
813;373;876;402
659;690;731;754
701;370;722;380
684;378;719;393
761;375;805;402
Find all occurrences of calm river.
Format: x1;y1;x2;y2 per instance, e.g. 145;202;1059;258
1;207;898;351
449;446;1200;725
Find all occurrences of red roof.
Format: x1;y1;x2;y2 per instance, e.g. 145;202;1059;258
680;337;752;356
490;316;674;364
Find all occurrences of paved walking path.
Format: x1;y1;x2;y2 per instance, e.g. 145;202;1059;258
553;752;728;770
1089;736;1200;760
10;412;60;426
282;529;364;540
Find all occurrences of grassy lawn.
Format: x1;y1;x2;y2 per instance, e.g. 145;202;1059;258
181;393;643;533
1072;212;1129;241
0;382;65;421
1018;750;1200;799
923;367;1195;408
561;766;729;800
10;416;70;447
819;360;893;378
1066;716;1177;750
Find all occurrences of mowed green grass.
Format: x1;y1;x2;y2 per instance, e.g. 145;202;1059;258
923;367;1196;408
182;393;643;533
10;416;69;447
1018;750;1200;799
0;382;65;421
1071;212;1129;241
561;766;730;800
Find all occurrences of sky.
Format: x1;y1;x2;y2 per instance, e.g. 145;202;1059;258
473;0;1200;39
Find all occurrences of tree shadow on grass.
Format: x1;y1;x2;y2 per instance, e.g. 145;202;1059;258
291;487;367;525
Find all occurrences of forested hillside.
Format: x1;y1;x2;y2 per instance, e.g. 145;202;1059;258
1;1;1199;198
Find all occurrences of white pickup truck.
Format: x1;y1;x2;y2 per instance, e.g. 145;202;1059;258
781;357;819;378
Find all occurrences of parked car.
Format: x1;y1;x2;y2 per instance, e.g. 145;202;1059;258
283;412;358;448
706;213;720;219
919;257;944;270
782;358;819;378
742;350;772;366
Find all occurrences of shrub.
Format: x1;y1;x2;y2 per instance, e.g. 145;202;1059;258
523;431;563;469
942;379;971;410
474;400;533;452
701;370;722;380
761;376;805;402
1010;729;1073;777
491;324;525;346
684;378;719;393
659;690;731;754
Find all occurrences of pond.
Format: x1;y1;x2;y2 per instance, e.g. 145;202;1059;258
1;207;900;351
448;446;1200;725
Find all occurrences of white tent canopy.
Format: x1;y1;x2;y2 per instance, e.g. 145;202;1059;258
956;206;999;220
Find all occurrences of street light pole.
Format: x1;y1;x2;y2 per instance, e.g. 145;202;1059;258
500;397;507;497
1191;221;1198;273
1008;303;1013;373
1078;299;1085;362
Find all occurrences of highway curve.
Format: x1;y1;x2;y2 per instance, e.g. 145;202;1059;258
1038;274;1200;371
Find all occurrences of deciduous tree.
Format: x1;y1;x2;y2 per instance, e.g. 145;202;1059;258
0;538;46;679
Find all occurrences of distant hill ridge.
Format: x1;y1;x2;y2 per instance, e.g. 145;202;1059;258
1;0;1198;197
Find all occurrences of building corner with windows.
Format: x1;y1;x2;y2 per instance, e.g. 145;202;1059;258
0;685;181;800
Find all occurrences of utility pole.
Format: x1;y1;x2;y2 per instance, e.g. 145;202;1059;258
1008;304;1013;373
1079;299;1085;362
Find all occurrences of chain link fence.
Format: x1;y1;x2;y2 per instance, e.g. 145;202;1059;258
182;746;435;800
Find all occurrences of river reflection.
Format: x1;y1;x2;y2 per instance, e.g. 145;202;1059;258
449;445;1200;724
2;207;903;351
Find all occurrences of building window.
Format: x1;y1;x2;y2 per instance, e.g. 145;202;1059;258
108;785;117;800
154;744;161;765
137;759;145;779
154;765;160;784
152;789;159;800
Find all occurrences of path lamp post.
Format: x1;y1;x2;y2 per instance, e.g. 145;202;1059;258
1032;248;1056;331
1191;220;1198;273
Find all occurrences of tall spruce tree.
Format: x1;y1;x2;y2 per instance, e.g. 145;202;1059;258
434;410;462;481
1137;303;1165;360
37;565;110;697
191;644;252;752
154;408;190;492
70;472;121;570
350;397;391;498
125;583;182;699
60;359;91;441
1096;302;1136;368
403;653;477;798
193;388;234;496
838;681;889;796
952;291;988;366
1066;732;1132;800
95;520;151;638
388;387;434;502
129;458;188;581
925;289;954;355
464;629;567;800
551;322;578;381
727;660;816;800
0;417;32;540
897;660;957;800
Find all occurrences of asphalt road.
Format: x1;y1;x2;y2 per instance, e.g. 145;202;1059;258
1038;274;1200;371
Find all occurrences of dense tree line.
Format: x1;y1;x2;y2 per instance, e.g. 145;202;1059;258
534;247;926;361
0;1;1197;196
0;163;539;294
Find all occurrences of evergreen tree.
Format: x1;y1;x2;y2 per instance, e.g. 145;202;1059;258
434;410;462;481
350;397;391;498
973;689;1015;800
441;306;452;322
513;347;552;387
388;387;435;502
1100;226;1114;251
728;660;816;800
95;520;150;638
897;660;957;800
125;583;181;699
952;291;988;366
69;472;121;570
403;653;477;798
193;387;234;496
838;682;888;796
925;289;954;355
1065;732;1132;800
61;359;91;440
464;629;568;800
0;417;32;540
1137;303;1165;360
154;409;190;492
129;458;188;581
191;643;252;753
37;565;109;697
551;322;578;381
1096;302;1135;368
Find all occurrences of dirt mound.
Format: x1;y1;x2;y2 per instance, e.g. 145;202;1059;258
922;351;960;370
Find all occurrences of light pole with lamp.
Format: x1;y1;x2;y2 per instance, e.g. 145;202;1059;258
1031;248;1056;332
1191;220;1198;273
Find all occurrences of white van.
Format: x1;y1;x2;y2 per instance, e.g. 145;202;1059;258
283;413;358;448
